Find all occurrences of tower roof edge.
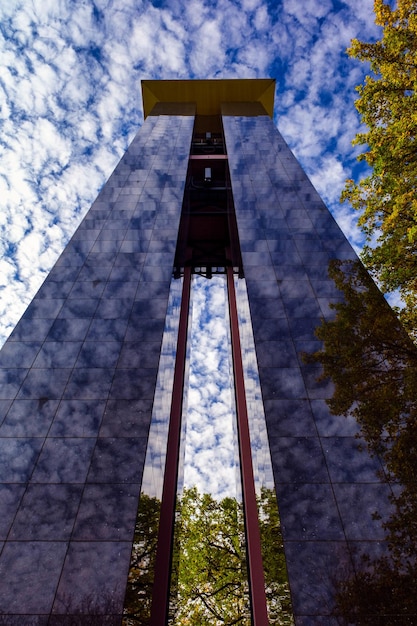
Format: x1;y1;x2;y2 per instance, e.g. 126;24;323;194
141;78;275;118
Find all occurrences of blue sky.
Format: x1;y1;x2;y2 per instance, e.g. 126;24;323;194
0;0;380;345
181;275;240;499
141;274;275;500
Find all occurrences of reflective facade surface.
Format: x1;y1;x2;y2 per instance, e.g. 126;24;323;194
223;112;399;623
0;112;194;622
0;80;407;623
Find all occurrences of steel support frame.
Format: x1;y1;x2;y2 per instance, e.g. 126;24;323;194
150;266;192;626
226;265;269;626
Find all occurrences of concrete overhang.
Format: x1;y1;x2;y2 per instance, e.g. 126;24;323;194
141;78;276;119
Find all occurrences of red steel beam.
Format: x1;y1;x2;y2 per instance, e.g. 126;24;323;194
150;266;191;626
226;265;269;626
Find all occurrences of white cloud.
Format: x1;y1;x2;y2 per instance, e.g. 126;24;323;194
254;5;270;31
310;155;347;204
180;276;240;500
283;0;333;30
333;201;365;253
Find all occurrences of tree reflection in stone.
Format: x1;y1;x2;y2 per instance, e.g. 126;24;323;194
123;494;161;625
305;259;417;623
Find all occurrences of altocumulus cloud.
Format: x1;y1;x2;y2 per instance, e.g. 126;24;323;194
181;276;239;500
0;0;379;345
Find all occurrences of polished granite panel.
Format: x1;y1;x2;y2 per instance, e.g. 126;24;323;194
69;280;105;299
322;437;384;483
52;541;132;615
0;399;12;421
295;615;340;626
275;482;345;540
130;298;168;318
135;280;171;299
87;437;146;483
0;542;68;614
250;316;290;342
99;399;153;438
258;366;307;399
245;278;281;299
333;483;394;541
0;438;44;482
118;340;162;369
50;399;106;437
32;341;82;368
254;340;299;368
9;484;83;540
262;398;317;437
85;318;128;342
0;484;26;538
283;540;353;617
280;296;322;319
300;363;335;399
63;367;114;400
109;368;158;400
74;341;122;369
0;369;28;399
22;298;65;319
47;318;92;342
57;298;98;319
0;399;59;437
247;297;286;319
269;436;329;484
0;112;194;619
72;483;140;540
310;398;360;437
124;317;165;342
31;438;96;483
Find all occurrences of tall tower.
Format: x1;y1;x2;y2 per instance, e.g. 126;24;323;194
0;80;395;623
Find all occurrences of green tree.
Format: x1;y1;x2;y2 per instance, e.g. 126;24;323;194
342;0;417;338
169;487;250;625
170;487;293;626
123;487;294;625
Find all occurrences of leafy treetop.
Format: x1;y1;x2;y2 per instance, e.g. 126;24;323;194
342;0;417;338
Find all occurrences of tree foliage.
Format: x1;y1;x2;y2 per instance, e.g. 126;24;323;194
305;259;417;622
169;487;250;625
123;487;293;625
170;487;293;625
341;0;417;337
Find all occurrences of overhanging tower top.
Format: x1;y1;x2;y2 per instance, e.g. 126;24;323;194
141;78;276;118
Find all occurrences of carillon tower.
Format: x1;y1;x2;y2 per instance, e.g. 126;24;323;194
0;80;395;623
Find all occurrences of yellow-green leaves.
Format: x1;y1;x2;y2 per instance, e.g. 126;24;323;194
343;0;417;337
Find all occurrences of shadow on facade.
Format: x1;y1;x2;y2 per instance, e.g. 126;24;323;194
305;259;417;624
